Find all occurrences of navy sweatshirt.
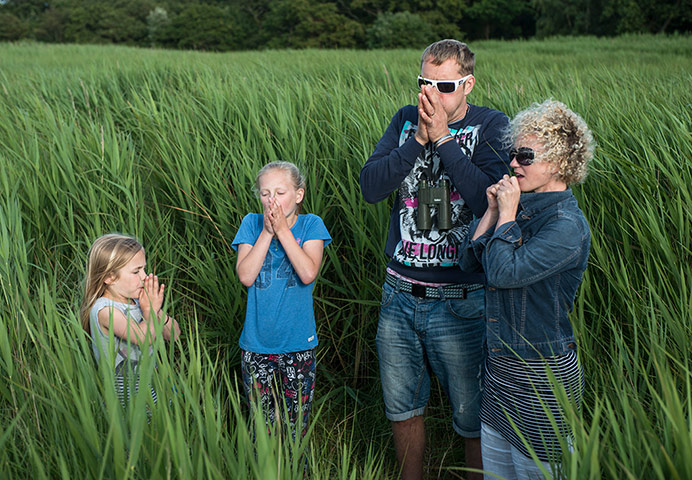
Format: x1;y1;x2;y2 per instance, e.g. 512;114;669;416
360;103;510;284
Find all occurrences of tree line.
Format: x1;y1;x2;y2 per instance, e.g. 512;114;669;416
0;0;690;50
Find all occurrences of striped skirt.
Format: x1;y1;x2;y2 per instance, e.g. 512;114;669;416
480;351;584;462
114;360;158;408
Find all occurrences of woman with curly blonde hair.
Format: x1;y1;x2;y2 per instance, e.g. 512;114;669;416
461;99;595;479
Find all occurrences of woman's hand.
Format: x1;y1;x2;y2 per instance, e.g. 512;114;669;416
471;183;501;241
495;175;520;223
139;273;165;322
486;183;500;212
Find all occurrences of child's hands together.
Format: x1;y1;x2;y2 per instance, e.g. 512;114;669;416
268;200;289;235
263;198;275;236
139;273;165;322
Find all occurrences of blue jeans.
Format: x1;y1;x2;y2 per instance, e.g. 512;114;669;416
481;422;554;480
376;281;485;437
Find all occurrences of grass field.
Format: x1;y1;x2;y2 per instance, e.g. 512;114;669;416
0;34;691;478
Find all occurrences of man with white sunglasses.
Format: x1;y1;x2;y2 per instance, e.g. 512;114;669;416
360;39;509;480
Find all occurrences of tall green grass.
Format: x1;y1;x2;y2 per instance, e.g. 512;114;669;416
0;35;691;478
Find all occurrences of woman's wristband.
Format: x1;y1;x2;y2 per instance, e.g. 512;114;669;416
434;134;454;148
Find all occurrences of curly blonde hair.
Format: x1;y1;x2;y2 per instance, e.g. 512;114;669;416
509;99;595;185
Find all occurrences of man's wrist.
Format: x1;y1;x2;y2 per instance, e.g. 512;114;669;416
433;134;454;148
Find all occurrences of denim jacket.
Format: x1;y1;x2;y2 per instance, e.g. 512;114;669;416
461;189;590;359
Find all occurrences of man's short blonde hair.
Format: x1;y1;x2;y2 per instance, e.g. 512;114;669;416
421;39;475;76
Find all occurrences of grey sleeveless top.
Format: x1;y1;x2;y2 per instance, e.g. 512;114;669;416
89;297;150;372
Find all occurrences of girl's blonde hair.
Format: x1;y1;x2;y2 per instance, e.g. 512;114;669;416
254;161;307;212
79;233;144;333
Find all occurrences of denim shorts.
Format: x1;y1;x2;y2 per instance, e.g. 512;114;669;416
376;281;485;437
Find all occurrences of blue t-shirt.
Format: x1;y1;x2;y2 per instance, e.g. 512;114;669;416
231;213;332;354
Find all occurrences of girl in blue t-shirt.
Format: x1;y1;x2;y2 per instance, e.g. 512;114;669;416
232;161;331;437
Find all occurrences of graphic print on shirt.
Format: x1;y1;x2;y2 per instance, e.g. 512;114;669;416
276;256;298;287
394;120;477;268
254;249;299;289
256;250;273;289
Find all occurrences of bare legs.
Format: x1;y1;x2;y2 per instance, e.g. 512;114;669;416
392;417;425;480
391;417;482;480
465;436;482;480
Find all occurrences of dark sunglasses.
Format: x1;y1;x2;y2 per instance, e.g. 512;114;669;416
509;147;535;166
417;74;472;94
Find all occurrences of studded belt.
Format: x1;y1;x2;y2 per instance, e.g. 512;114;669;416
385;272;483;300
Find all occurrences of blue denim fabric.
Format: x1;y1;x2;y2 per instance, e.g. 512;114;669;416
376;281;485;437
461;190;590;359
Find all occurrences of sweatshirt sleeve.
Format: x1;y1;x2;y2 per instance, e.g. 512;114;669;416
459;218;494;274
437;110;510;217
360;107;426;204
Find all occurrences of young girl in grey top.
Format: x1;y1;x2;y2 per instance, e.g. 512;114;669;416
80;234;180;407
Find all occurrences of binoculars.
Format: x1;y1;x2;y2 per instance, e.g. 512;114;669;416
417;178;451;230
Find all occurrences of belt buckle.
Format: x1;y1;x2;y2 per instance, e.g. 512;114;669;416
411;284;427;298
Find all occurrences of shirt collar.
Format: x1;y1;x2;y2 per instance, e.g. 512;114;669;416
519;188;574;215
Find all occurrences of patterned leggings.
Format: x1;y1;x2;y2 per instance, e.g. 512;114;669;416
240;349;316;437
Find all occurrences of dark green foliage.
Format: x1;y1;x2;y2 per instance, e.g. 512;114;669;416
0;12;28;40
533;0;594;36
30;0;152;45
0;0;690;48
146;6;170;47
605;0;692;34
0;0;48;18
418;10;464;40
464;0;533;39
157;3;240;51
262;0;365;48
366;11;436;48
533;0;692;37
34;8;69;42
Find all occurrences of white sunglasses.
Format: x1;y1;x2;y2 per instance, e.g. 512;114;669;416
417;74;472;93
